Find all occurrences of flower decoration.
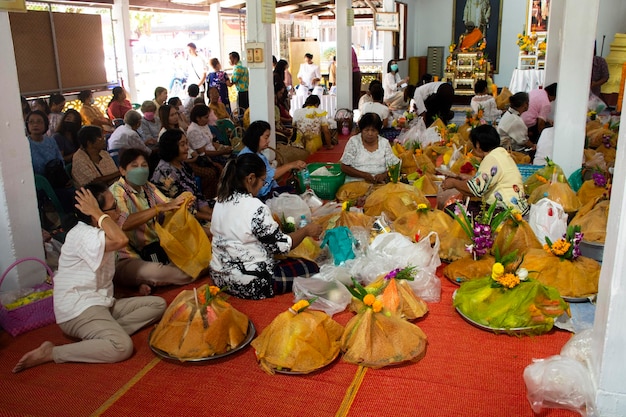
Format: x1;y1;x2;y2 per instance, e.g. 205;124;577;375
448;201;512;260
592;172;607;188
588;110;597;120
196;285;223;305
282;214;296;233
289;298;317;314
601;134;612;148
384;265;417;281
345;277;384;313
544;225;583;261
417;203;429;213
449;43;456;54
490;263;529;289
516;32;538;53
387;161;402;183
342;200;354;211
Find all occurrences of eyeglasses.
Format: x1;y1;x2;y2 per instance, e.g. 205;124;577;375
102;202;118;212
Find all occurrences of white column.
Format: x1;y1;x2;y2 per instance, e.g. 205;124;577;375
543;0;564;85
209;4;221;63
246;0;274;145
382;0;395;73
593;93;626;417
550;0;598;177
0;13;47;291
335;0;353;111
112;0;137;101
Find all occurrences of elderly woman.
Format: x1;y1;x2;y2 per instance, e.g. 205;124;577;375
187;104;232;166
151;129;212;223
27;110;66;178
108;110;151;155
109;148;194;295
292;95;333;152
340;112;400;184
12;183;166;373
238;120;306;199
137;101;159;147
78;90;113;132
107;86;133;121
210;153;322;299
441;124;529;215
53;109;82;163
71;126;120;187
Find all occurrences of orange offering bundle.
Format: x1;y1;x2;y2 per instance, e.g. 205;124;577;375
393;206;454;248
313;207;375;230
150;285;249;360
519;226;600;298
363;182;429;221
577;178;609;206
444;255;496;285
251;300;344;375
529;181;581;213
342;279;427;368
570;197;610;243
335;181;373;202
523;158;569;196
491;217;542;260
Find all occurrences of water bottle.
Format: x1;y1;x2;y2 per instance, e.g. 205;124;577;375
298;214;308;229
301;167;311;191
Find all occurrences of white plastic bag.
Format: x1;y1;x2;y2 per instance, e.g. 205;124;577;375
293;277;352;316
397;117;426;146
524;355;596;416
266;193;312;225
528;198;568;245
352;232;441;302
560;329;594;365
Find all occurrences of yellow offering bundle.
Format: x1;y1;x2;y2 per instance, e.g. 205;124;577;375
444;255;496;285
519;226;600;298
577;178;609;206
150;285;249;360
509;151;531;165
283;237;321;262
523;158;568;196
313;208;375;230
570;196;609;243
251;300;344;375
342;278;427;368
393;206;454;249
529;181;582;213
491;217;542;260
363;182;429;221
335;181;373;202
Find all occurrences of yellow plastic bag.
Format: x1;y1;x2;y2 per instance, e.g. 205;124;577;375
155;193;212;278
283;237;321;262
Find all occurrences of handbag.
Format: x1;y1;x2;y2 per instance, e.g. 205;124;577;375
0;257;55;337
139;241;170;265
271;143;310;167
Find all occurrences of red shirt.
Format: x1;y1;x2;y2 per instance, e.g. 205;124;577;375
107;99;132;120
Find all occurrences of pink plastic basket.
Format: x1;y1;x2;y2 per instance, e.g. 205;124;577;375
0;258;55;337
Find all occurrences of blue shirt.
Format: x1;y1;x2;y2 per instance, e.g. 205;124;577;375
28;135;64;175
238;147;276;197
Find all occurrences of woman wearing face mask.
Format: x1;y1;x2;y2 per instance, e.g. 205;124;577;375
109;148;194;295
138;101;159;148
78;90;113;132
53;109;82;163
383;60;410;109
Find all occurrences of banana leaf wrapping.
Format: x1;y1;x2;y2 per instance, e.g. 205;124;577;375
453;276;567;334
528;182;582;213
341;307;427;368
576;180;608;206
363;182;429;221
570;197;609;243
150;286;249;360
444;255;495;285
312;209;375;230
491;218;542;260
350;277;429;320
251;309;344;375
393;208;454;253
519;248;600;298
335;181;374;202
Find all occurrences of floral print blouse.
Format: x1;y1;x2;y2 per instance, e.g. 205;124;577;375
151;160;209;212
210;192;292;299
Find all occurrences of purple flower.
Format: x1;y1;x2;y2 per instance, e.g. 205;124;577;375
592;172;607;187
385;268;401;280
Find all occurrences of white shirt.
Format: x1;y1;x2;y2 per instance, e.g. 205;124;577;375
383;72;403;101
186;122;216;154
108;124;151;154
297;62;321;88
533;127;554;165
360;102;391;124
187;54;206;87
413;82;445;115
497;108;529;151
470;94;501;123
340;134;400;182
53;222;114;323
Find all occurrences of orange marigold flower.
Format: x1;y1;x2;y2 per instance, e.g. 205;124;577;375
290;299;310;314
363;294;376;306
372;300;383;313
209;286;220;296
513;212;523;222
496;273;520;289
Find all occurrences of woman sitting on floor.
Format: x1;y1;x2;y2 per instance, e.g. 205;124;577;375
187;104;232;166
151;129;212;223
12;184;166;373
340;112;400;184
238;120;307;199
292;95;334;152
71;126;120;188
109;148;195;295
210;153;322;299
470;79;501;124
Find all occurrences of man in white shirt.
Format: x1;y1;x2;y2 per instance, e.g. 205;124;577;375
297;53;321;90
108;110;152;154
360;84;391;127
497;92;534;153
187;43;207;94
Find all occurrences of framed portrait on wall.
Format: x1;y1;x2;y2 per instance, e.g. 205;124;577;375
527;0;550;33
452;0;503;73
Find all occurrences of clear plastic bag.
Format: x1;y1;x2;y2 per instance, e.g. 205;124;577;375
266;193;312;225
560;329;594;364
524;355;596;416
293;277;352;316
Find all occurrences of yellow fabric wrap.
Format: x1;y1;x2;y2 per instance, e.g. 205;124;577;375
313;209;375;231
570;197;610;243
577;180;608;206
444;254;496;285
528;182;582;213
335;181;373;202
491;218;542;260
282;236;321;262
393;208;454;251
363;182;429;221
519;248;600;298
251;309;344;375
351;277;428;320
154;192;211;278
